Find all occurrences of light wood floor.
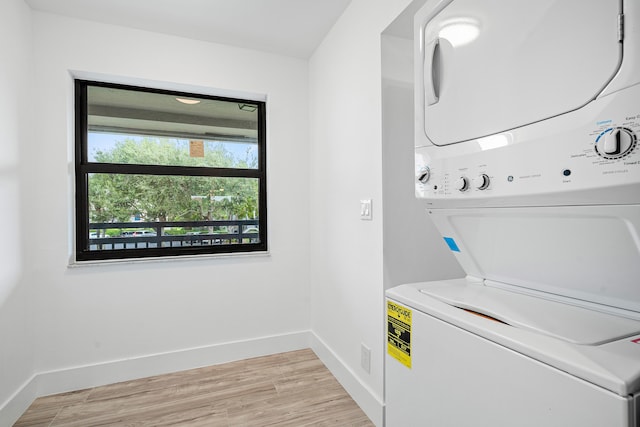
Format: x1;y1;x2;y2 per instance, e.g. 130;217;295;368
13;349;374;427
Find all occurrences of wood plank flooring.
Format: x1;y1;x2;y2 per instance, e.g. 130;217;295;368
13;349;374;427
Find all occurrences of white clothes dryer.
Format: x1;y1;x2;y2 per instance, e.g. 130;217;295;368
385;0;640;425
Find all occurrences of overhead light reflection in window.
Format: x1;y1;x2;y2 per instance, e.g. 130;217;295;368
176;98;201;105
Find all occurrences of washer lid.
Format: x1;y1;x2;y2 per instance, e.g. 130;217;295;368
428;205;640;316
416;0;622;146
419;281;640;345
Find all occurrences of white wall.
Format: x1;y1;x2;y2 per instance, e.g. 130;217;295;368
309;1;427;425
0;0;36;424
309;2;464;425
381;24;463;290
20;10;311;394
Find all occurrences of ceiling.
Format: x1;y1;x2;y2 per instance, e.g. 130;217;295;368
24;0;353;58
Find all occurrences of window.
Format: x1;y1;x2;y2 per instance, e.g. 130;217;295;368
75;80;267;261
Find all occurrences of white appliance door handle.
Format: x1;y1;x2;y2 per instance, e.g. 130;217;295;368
424;37;440;106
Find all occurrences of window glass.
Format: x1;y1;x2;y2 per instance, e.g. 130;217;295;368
75;81;267;261
88;134;258;169
87;85;259;169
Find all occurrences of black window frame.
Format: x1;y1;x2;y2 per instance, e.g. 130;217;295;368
74;80;267;261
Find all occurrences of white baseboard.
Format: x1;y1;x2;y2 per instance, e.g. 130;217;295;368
0;374;39;427
1;330;310;426
310;333;384;427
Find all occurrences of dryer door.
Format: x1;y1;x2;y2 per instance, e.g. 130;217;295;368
416;0;622;146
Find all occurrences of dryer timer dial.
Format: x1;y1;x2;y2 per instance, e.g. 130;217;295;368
595;127;637;159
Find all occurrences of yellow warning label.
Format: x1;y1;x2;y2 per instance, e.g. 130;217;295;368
387;300;411;368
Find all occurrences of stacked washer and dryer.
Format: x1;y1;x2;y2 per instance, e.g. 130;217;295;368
385;0;640;425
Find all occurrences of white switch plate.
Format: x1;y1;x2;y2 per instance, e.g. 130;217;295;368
360;199;372;220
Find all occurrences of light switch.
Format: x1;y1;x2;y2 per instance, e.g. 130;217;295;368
360;199;372;220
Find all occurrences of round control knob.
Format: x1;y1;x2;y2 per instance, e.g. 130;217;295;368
417;166;431;184
595;127;636;159
455;176;469;192
473;174;490;190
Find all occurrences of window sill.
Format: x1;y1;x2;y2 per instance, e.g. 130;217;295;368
67;250;270;268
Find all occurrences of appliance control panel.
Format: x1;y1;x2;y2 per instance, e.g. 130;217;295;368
415;85;640;207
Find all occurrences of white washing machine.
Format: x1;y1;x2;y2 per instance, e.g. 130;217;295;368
385;0;640;425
